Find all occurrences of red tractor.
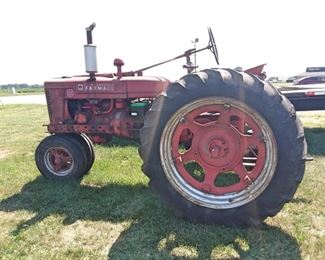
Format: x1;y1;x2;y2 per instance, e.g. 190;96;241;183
35;24;307;226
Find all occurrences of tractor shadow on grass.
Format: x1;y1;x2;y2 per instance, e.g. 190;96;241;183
103;136;139;148
0;176;301;259
304;127;325;156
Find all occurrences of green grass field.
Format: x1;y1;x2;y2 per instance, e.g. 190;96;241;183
0;105;324;259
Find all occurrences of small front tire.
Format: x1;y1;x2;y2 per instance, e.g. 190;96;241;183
35;135;88;180
59;133;95;174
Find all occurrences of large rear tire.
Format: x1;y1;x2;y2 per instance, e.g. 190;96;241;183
139;68;307;226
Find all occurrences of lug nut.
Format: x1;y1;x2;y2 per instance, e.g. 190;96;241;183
179;117;186;124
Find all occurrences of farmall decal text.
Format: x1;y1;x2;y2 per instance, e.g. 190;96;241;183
77;83;115;92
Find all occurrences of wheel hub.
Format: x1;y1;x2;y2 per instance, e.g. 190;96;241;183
45;147;74;175
194;124;242;170
209;139;227;159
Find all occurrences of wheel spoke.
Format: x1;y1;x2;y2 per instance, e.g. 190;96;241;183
239;130;264;150
217;110;231;125
183;118;202;134
172;115;202;140
52;160;62;171
230;118;245;133
233;162;249;180
201;167;218;193
233;161;260;187
49;150;60;170
48;148;73;172
227;163;252;192
60;153;72;164
245;135;259;148
51;149;60;158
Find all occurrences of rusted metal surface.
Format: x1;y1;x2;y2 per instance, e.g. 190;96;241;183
45;75;169;141
169;103;267;195
44;146;74;176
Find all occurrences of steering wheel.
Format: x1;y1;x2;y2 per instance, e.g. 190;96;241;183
208;27;219;65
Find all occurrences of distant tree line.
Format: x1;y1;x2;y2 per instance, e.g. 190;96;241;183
0;84;43;90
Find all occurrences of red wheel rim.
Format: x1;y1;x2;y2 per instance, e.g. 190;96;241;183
171;104;266;195
45;147;74;175
160;97;277;209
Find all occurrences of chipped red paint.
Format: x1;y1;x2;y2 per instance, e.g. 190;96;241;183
244;64;267;79
170;104;267;195
45;75;170;141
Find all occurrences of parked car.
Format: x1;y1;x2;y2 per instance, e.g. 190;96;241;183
293;76;325;85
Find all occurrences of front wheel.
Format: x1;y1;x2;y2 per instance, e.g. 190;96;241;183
59;133;95;174
139;68;307;226
35;135;88;180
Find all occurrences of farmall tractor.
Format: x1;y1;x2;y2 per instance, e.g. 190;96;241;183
35;24;307;226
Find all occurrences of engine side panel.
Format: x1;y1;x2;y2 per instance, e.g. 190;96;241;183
44;76;169;141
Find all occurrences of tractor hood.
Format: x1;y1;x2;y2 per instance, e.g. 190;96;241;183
44;76;170;99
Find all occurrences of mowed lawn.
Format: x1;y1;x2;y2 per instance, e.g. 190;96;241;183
0;105;324;259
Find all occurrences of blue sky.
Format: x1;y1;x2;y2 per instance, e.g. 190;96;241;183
0;0;324;84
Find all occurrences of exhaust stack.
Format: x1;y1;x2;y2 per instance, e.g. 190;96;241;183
84;23;97;79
